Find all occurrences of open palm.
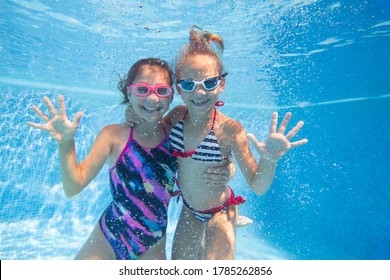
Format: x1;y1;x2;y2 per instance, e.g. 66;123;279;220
27;95;83;143
247;112;308;163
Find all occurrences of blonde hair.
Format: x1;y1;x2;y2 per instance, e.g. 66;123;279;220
175;25;225;78
188;25;224;54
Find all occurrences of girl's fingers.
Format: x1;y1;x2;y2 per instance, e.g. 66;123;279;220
207;165;229;174
31;105;50;122
58;95;66;116
43;96;58;117
27;121;46;130
277;112;292;134
204;174;227;181
269;112;278;134
125;114;139;125
73;111;83;126
285;121;304;140
125;105;141;124
204;180;214;186
204;179;227;186
247;133;267;152
205;171;228;179
290;138;308;148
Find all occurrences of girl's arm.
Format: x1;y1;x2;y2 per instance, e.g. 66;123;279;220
28;96;112;197
58;126;113;197
162;105;187;126
228;112;308;194
125;104;187;127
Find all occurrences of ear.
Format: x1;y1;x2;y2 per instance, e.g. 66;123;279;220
127;87;132;100
219;78;226;92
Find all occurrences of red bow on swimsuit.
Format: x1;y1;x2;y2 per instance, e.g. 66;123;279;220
172;150;196;158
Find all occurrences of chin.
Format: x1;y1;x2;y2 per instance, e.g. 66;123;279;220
137;106;166;121
140;111;164;122
143;115;163;122
188;99;214;113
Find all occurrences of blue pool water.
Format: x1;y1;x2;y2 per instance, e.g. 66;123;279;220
1;0;389;260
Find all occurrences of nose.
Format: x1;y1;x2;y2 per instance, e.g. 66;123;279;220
146;89;160;101
195;85;206;95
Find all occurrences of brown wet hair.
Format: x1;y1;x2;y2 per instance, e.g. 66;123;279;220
118;58;174;104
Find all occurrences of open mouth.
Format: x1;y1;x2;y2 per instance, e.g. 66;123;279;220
142;106;161;114
191;99;210;106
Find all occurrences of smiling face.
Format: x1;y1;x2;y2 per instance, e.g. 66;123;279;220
128;65;173;122
175;53;225;115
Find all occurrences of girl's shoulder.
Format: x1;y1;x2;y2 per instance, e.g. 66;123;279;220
215;112;247;151
99;123;130;141
164;105;187;126
101;123;128;133
217;111;245;136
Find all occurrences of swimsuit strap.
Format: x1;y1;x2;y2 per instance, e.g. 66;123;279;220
178;106;217;147
211;99;225;129
170;105;223;160
201;187;246;214
172;186;246;215
109;126;135;171
183;106;218;130
183;107;218;130
129;126;134;140
210;107;217;130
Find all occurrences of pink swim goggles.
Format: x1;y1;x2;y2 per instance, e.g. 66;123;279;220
128;83;174;98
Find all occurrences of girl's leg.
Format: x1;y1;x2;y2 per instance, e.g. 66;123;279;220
203;205;237;260
75;223;116;260
138;235;167;260
171;205;206;260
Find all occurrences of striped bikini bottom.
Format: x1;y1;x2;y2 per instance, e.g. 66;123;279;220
172;186;246;222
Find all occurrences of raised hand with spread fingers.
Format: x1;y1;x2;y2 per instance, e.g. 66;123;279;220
247;112;308;164
28;95;83;143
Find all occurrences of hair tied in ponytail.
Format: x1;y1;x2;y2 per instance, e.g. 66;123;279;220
190;25;224;54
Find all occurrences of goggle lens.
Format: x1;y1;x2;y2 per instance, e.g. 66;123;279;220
132;85;149;95
177;73;227;92
203;77;219;90
157;88;171;96
129;83;173;98
180;80;196;91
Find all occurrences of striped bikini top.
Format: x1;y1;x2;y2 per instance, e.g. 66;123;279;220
169;108;226;162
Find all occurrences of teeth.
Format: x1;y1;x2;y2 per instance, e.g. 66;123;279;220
192;99;208;105
143;106;160;112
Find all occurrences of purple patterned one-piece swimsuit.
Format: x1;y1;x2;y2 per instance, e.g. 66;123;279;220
99;127;176;260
